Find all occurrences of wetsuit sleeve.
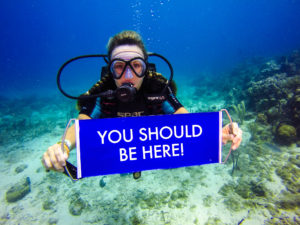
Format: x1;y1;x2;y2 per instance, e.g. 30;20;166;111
78;97;102;119
162;86;183;114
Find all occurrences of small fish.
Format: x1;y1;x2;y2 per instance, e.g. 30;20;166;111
262;142;281;152
99;176;106;188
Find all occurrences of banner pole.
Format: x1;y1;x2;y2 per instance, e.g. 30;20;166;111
75;119;82;179
219;111;222;163
220;109;234;164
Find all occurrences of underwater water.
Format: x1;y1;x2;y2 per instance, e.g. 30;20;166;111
0;0;300;224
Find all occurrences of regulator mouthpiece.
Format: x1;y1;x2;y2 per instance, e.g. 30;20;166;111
115;83;137;102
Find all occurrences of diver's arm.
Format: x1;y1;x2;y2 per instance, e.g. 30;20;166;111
174;107;189;114
42;113;91;172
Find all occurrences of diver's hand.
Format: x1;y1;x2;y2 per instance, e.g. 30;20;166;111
222;122;242;150
42;143;69;172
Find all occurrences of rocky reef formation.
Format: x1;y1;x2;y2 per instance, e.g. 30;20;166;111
244;50;300;145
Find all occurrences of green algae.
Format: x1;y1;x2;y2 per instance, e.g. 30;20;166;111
203;195;213;207
218;182;235;197
190;204;197;211
140;192;170;209
265;214;300;225
204;217;224;225
69;196;87;216
256;113;268;124
219;178;271;212
223;198;243;212
276;192;300;210
276;162;300;194
288;154;300;167
169;189;188;208
247;122;272;144
185;166;206;182
175;202;184;208
264;203;280;216
42;199;56;210
48;217;58;225
233;143;274;182
235;181;267;199
130;214;144;225
138;189;189;210
170;189;188;201
5;177;31;203
15;164;28;173
278;198;300;210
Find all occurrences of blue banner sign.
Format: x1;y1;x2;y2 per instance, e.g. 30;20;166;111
75;112;222;178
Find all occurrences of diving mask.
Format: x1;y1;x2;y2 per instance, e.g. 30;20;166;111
109;57;147;79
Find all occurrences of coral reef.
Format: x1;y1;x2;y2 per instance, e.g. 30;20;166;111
279;50;300;76
289;87;300;145
247;73;295;113
190;49;300;146
244;51;300;145
275;124;297;145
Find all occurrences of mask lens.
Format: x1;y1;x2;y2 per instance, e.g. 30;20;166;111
130;59;146;77
110;60;126;78
110;57;147;79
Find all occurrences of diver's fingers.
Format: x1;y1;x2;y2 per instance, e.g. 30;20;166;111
232;138;242;150
222;134;234;145
47;145;65;172
42;152;52;170
222;123;234;144
232;124;243;150
54;144;67;167
222;122;243;149
231;123;240;135
222;123;231;133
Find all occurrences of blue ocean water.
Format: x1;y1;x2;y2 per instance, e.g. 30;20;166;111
1;0;300;97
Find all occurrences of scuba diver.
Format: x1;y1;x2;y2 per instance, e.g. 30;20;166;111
42;30;242;179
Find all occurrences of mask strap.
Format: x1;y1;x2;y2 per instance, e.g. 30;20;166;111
220;109;234;164
61;118;79;181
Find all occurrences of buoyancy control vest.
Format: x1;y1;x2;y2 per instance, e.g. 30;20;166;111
77;70;178;118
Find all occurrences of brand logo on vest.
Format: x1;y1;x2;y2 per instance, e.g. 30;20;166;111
146;96;166;101
117;111;144;117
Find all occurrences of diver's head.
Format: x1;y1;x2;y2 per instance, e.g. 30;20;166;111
107;30;148;61
107;31;148;90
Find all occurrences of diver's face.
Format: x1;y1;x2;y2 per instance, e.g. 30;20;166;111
110;45;145;90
